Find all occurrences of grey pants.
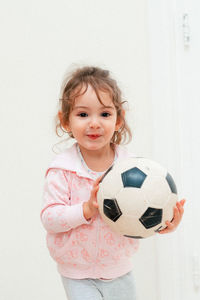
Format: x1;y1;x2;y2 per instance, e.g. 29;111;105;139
61;272;136;300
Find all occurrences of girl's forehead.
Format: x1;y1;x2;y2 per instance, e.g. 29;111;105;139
73;84;114;107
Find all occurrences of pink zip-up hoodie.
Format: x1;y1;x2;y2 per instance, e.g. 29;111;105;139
41;143;139;279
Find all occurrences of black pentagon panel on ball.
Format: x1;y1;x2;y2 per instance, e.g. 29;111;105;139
166;173;177;194
103;199;122;222
121;167;147;188
139;207;162;229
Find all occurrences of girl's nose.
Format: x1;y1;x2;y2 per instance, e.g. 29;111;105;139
89;117;100;128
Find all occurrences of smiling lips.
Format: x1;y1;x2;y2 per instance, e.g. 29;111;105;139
87;134;101;140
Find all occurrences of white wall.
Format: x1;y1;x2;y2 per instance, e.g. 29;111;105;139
0;1;155;299
147;0;200;299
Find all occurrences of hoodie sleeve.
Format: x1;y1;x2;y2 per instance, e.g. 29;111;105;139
40;169;91;233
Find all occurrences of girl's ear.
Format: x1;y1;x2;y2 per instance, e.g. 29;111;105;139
58;111;63;123
115;109;125;131
58;111;70;131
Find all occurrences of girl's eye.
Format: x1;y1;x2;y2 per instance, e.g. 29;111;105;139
101;112;111;117
78;113;88;117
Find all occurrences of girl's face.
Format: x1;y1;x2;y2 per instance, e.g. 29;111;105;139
64;84;123;153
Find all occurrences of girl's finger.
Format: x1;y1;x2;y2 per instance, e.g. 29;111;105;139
177;202;184;216
91;185;99;198
180;199;186;206
95;185;99;196
93;176;102;188
177;201;186;219
166;220;174;229
173;206;180;222
93;201;99;208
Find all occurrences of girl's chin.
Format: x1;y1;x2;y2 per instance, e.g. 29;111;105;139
78;142;110;152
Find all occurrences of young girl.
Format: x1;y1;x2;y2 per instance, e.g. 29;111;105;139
41;66;185;300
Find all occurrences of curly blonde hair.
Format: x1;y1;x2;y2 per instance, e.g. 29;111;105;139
56;66;132;145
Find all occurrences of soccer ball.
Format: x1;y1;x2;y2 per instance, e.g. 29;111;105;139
97;157;178;238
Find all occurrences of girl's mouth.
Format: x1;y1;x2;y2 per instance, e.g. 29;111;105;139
87;134;101;140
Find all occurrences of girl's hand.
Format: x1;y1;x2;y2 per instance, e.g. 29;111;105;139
158;199;186;234
83;176;102;221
